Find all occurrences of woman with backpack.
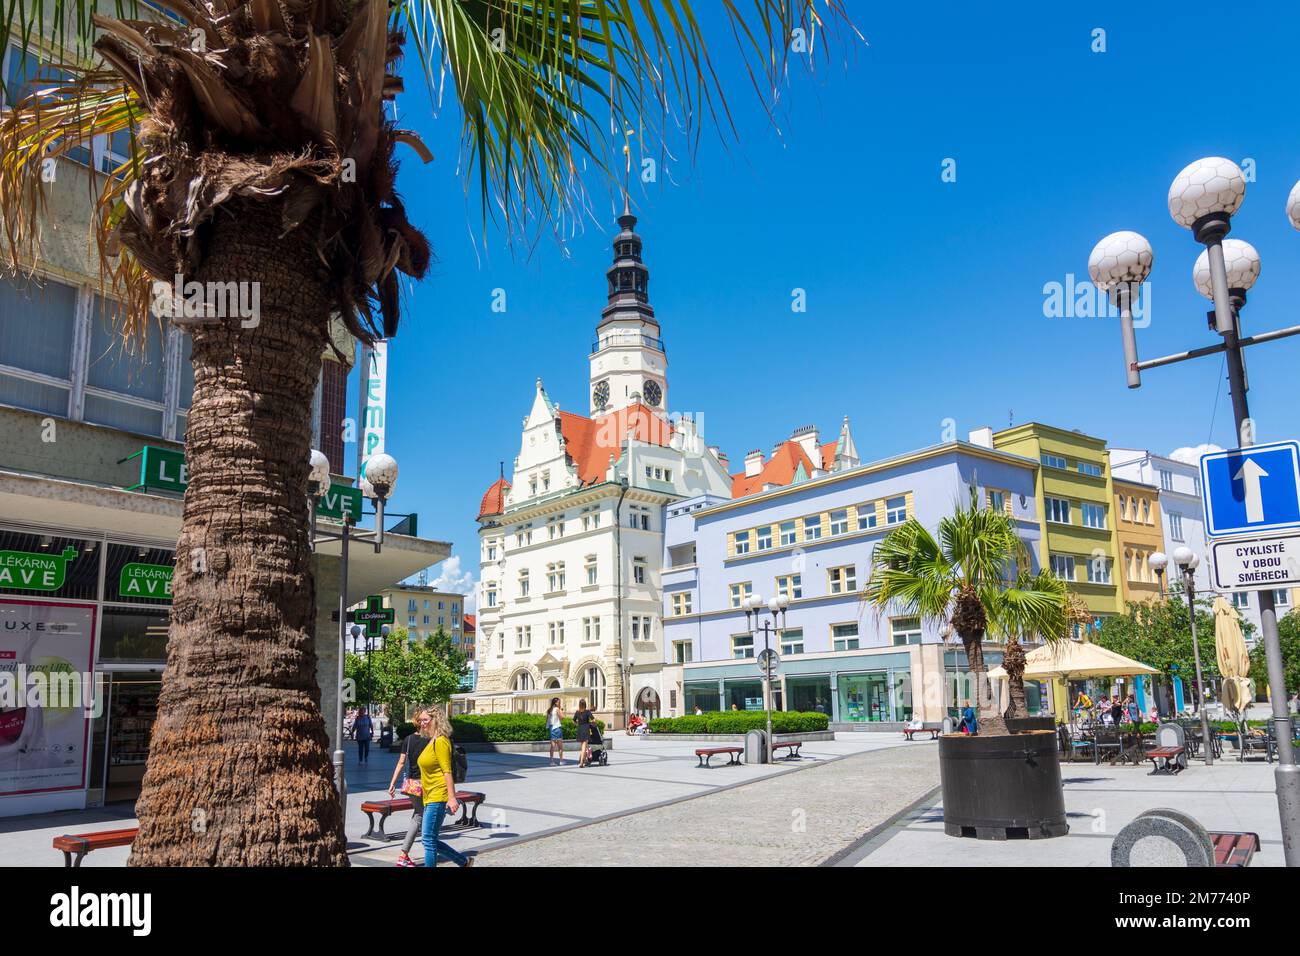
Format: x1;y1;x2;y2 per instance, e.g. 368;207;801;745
387;709;431;868
546;697;565;766
417;707;473;867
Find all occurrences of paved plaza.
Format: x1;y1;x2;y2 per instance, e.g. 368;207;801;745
0;733;1288;868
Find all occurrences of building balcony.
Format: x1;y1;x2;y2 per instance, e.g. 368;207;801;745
591;332;666;355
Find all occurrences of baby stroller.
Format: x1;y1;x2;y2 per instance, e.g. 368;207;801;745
584;723;609;767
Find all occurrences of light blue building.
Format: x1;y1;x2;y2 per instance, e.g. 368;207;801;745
661;439;1043;726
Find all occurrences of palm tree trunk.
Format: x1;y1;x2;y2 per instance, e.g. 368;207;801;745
1003;636;1027;720
129;203;347;866
962;631;1008;736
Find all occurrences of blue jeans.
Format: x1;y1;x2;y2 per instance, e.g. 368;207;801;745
357;738;370;762
421;801;468;867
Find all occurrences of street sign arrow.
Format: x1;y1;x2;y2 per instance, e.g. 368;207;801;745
1233;457;1269;524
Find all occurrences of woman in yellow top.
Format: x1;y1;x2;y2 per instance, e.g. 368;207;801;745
417;708;473;867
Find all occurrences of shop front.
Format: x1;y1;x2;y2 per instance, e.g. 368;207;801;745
682;646;931;724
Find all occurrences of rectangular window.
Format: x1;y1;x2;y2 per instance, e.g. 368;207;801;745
829;509;849;535
485;585;497;607
517;626;532;650
729;582;753;608
891;617;923;646
734;530;751;555
780;628;805;656
583;617;601;643
1045;497;1072;524
1041;453;1067;470
780;521;797;546
856;503;877;530
518;570;530;598
803;515;822;541
1275;590;1291;608
828;565;857;594
1081;503;1106;530
633;557;647;585
585;556;598;586
486;544;497;561
1231;592;1249;610
756;526;773;550
1168;514;1184;542
776;574;802;600
987;490;1007;514
1077;462;1102;477
1158;469;1174;492
671;592;693;616
732;634;755;659
674;641;693;664
1087;557;1112;585
886;496;907;524
832;623;859;652
1050;554;1076;581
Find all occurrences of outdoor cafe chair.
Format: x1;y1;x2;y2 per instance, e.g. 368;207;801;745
1093;727;1123;764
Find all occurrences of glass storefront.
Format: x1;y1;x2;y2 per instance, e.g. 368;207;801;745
0;524;173;809
837;670;911;722
684;681;720;713
786;675;832;715
725;679;765;711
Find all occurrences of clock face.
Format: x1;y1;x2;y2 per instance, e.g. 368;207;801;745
643;380;662;407
593;380;610;409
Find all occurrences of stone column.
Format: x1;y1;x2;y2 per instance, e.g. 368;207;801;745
313;552;343;754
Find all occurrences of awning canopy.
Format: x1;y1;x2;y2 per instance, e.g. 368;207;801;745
989;640;1159;681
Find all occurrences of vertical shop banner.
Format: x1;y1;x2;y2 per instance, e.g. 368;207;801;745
359;340;388;478
0;600;96;796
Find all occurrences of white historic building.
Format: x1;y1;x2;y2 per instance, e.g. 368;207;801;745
468;205;733;726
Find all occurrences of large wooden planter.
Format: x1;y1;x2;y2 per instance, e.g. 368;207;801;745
939;730;1068;840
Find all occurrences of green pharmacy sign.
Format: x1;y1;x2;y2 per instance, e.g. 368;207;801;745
122;445;188;494
119;562;174;599
0;547;78;591
316;484;363;522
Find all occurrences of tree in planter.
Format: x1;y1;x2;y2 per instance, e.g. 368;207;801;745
0;2;852;865
1248;610;1300;696
992;569;1070;720
865;489;1067;736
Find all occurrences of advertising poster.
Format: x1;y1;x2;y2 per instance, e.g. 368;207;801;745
0;599;96;797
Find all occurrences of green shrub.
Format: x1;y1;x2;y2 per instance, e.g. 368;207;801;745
647;711;829;735
450;713;605;742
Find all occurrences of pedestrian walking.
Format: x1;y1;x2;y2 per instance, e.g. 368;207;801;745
574;699;595;768
417;708;473;867
546;697;565;766
388;709;432;868
354;707;373;764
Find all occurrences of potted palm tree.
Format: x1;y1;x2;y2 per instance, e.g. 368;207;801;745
866;489;1070;839
0;1;855;865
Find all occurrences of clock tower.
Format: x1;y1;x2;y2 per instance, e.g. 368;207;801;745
589;198;667;417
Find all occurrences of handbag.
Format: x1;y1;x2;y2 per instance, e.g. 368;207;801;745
401;776;422;797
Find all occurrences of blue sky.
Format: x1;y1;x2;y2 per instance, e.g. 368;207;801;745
345;1;1300;603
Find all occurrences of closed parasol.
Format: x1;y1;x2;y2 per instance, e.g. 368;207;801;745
1213;596;1254;716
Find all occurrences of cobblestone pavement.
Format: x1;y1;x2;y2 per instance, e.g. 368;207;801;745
472;744;939;867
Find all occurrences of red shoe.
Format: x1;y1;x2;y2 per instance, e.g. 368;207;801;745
396;853;415;868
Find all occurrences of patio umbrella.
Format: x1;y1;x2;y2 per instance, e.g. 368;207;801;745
1213;596;1254;717
989;641;1160;681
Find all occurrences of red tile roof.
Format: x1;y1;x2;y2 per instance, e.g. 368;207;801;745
477;404;673;518
730;440;817;498
820;440;839;471
477;477;511;519
463;614;476;635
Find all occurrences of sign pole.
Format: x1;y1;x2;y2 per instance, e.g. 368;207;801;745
334;520;349;810
1222;331;1300;866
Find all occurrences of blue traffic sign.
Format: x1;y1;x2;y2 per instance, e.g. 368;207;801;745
1200;441;1300;538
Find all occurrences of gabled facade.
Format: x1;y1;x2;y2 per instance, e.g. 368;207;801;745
470;209;732;726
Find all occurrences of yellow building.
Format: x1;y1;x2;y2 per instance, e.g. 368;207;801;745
1113;477;1164;604
993;423;1124;629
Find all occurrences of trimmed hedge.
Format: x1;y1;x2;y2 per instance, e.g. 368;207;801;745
450;712;605;742
648;711;830;735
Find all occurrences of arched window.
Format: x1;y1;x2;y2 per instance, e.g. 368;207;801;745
513;670;534;692
579;665;607;710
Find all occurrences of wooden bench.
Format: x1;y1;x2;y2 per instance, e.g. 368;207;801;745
361;791;487;839
772;741;803;760
53;827;139;867
1210;831;1260;867
903;727;941;740
695;746;743;768
1145;746;1186;775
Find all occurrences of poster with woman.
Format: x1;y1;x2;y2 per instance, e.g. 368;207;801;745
0;599;97;797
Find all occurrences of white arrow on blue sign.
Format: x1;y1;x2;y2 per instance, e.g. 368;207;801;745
1200;440;1300;538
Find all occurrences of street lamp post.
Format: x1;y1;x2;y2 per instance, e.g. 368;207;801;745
1090;158;1300;863
308;449;399;809
743;593;789;763
1149;550;1167;599
1173;547;1214;766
